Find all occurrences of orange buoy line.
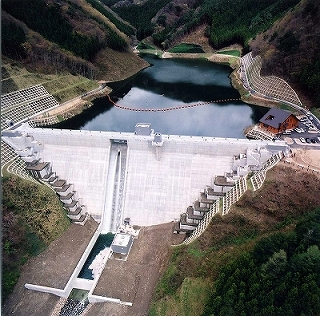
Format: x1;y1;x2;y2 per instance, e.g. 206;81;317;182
107;94;240;112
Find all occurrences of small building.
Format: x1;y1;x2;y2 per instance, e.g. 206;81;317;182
135;123;153;136
259;108;299;134
111;233;133;256
152;133;163;146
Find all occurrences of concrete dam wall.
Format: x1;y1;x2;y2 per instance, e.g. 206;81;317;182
3;124;289;231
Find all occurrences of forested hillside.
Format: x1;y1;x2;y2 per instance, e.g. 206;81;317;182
104;0;300;49
2;0;319;105
1;0;144;79
103;0;320;106
250;0;320;105
203;210;320;316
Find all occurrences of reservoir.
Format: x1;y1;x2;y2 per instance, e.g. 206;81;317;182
60;55;267;138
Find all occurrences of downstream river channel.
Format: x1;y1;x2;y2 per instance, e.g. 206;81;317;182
61;55;268;138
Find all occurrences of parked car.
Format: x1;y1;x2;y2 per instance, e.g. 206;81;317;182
300;137;306;143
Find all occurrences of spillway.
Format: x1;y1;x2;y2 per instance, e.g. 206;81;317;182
101;141;127;233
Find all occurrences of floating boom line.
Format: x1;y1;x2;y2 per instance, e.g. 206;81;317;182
106;94;241;112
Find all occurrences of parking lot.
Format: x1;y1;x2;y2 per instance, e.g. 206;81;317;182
280;115;320;147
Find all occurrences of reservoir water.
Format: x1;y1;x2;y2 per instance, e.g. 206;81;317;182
58;55;267;138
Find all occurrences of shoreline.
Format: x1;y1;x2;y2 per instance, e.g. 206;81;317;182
30;85;113;126
35;51;278;127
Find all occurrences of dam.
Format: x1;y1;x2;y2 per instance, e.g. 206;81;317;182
2;122;289;232
2;121;290;305
1;52;310;312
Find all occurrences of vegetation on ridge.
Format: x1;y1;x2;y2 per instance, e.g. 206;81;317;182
203;213;320;316
106;0;300;49
103;0;172;40
250;0;320;105
2;0;128;59
84;0;136;37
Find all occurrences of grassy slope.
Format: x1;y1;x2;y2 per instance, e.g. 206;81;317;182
167;43;205;53
2;175;70;300
150;164;320;315
1;57;99;102
93;47;149;81
1;48;149;95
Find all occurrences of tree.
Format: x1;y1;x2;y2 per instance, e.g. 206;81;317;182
261;249;287;279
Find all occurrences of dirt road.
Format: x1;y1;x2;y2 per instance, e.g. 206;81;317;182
285;148;320;172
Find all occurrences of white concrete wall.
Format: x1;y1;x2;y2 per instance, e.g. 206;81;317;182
11;125;288;228
24;128;111;219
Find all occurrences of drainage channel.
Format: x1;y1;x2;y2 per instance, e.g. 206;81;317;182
102;141;127;233
56;141;128;315
78;233;114;280
56;233;114;315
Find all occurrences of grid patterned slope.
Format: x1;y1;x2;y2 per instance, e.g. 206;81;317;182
1;85;50;110
1;85;59;130
240;53;302;107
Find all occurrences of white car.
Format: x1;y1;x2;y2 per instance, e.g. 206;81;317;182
300;137;306;143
